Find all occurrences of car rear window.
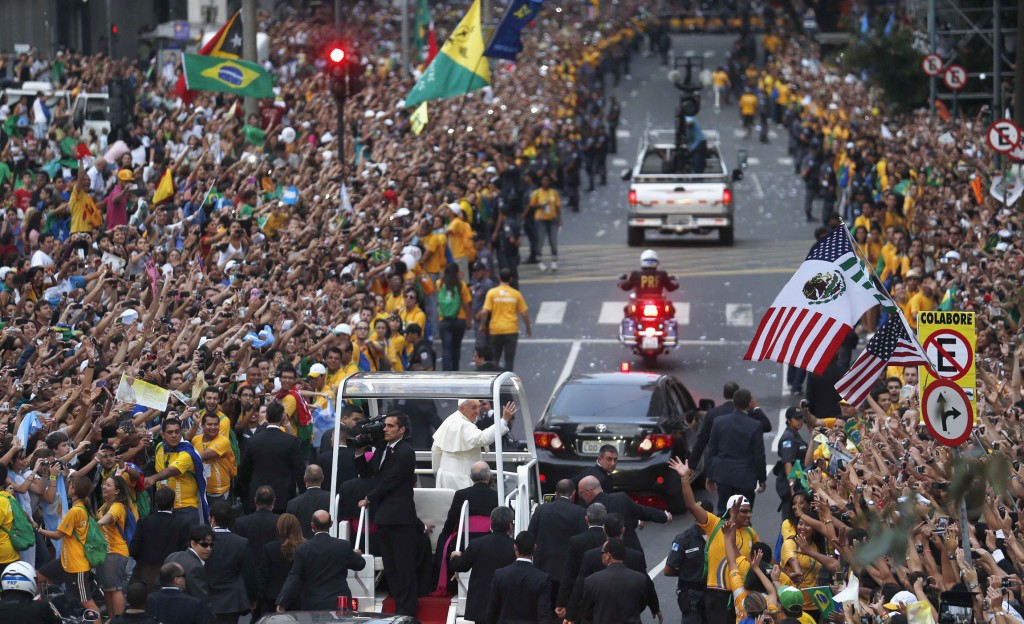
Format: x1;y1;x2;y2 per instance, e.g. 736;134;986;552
549;382;659;419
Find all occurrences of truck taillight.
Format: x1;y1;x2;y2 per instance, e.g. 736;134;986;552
722;188;732;205
628;190;637;205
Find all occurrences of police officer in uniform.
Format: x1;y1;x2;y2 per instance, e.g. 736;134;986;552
774;406;808;512
664;500;712;624
618;250;681;341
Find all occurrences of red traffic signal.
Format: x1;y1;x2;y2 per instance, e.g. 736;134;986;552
328;47;345;64
111;25;118;35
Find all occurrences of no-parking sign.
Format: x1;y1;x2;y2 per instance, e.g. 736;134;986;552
921;54;942;77
918;311;976;441
943;65;967;91
987;119;1022;154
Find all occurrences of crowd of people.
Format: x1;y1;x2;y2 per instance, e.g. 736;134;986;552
0;0;1021;622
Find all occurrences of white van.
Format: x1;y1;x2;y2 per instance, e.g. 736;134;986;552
71;93;111;138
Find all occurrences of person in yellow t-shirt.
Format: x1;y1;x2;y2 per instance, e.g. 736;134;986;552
529;175;561;272
780;516;838;615
193;413;235;499
419;218;447;275
0;468;20;567
144;417;201;527
447;205;474;278
481;269;531;371
384;273;406;315
670;458;760;616
95;474;134;616
739;90;759;136
435;263;474;371
398;287;427;333
38;474;99;613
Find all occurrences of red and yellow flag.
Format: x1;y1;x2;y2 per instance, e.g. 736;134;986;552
153;168;175;205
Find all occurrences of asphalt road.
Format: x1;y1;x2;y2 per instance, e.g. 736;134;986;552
485;32;822;619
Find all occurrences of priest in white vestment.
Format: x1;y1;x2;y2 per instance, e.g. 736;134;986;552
431;399;515;489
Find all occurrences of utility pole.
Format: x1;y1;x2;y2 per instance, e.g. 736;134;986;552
1016;1;1024;127
401;0;410;75
335;0;342;33
928;0;936;120
242;0;259;118
994;0;1002;120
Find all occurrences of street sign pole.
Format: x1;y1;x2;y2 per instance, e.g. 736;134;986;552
953;446;974;571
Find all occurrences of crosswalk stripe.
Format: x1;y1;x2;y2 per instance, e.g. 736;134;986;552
536;301;567;325
677;302;691;325
616;129;631;139
725;303;753;326
777;156;794;166
611;157;629;167
598;301;622;324
747;156;761;166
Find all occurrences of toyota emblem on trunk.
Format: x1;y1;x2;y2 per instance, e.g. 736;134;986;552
595;424;607;433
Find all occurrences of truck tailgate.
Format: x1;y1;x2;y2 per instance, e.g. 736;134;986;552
631;179;728;214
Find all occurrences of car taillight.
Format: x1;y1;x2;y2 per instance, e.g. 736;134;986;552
620;362;631;373
628;190;637;205
637;434;674;453
722;188;732;205
535;431;564;450
642;304;660;317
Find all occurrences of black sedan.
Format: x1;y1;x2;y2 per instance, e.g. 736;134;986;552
534;370;711;512
257;613;419;624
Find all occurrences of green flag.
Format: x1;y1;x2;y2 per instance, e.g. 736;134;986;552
787;460;808;492
404;0;491;109
241;124;266;147
182;53;274;98
412;0;432;61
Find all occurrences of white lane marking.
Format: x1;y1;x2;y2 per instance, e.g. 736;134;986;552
596;229;606;237
751;172;766;198
769;130;779;139
772;408;787;452
777;156;794;166
725;303;753;326
703;50;716;58
747;156;761;166
612;157;629;167
555;340;583;388
598;301;622;324
616;129;632;139
536;301;568;325
650;556;668;579
733;128;746;138
677;302;691;325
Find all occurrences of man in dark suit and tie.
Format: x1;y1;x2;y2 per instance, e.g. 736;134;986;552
554;503;607;619
233;486;281;564
358;412;419;616
286;465;332;539
527;478;586;607
565;514;651;621
705;388;767;514
164;525;215;612
485;531;553;624
276;510;367;611
578;476;672;552
436;460;499;583
146;562;209;624
206;502;259;624
690;382;771;472
579;539;661;624
238;402;305;513
572;445;616;495
129;488;190;593
448;507;517;624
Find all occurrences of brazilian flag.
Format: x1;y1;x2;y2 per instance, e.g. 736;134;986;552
182;53;274;99
788;460;809;492
805;586;836;617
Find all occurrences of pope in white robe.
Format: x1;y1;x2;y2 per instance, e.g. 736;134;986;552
431;399;515;489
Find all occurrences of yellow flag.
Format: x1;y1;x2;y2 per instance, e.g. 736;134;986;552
153;168;175;205
410;102;429;136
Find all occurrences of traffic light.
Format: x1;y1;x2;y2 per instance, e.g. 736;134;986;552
323;44;364;100
111;24;119;36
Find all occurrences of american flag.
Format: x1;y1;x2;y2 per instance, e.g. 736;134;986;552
835;315;928;406
745;227;888;375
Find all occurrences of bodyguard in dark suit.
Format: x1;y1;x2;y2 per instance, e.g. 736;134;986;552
317;428;359;494
565;514;650;622
571;446;616;495
526;479;586;605
436;461;500;582
579;476;672;552
276;510;367;611
485;532;553;624
129;488;190;592
233;486;281;564
705;388;768;514
691;381;771;469
358;412;419;616
146;563;209;624
206;503;259;624
237;402;305;513
448;507;517;624
286;465;332;539
164;525;215;612
579;539;660;624
554;503;607;615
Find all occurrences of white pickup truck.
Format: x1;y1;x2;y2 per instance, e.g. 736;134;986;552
621;128;744;246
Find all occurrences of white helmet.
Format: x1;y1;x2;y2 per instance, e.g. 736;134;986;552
1;561;37;597
640;249;660;269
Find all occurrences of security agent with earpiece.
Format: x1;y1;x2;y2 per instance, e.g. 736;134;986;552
0;561;63;623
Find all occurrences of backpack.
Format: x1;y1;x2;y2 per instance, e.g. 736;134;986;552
438;284;461;320
0;492;35;551
74;509;108;568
